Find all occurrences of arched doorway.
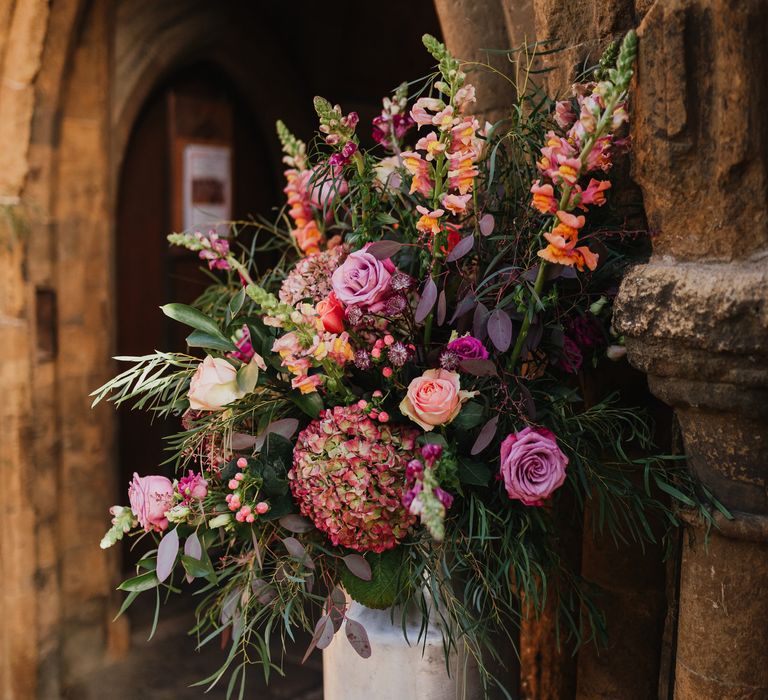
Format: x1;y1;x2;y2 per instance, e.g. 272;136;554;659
115;63;278;554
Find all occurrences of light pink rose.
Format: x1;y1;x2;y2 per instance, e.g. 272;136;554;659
499;427;568;506
331;246;395;313
399;369;476;431
188;356;246;411
128;473;174;532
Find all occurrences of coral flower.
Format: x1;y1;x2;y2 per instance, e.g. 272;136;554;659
400;150;433;197
579;178;611;207
415;131;446;161
530;181;558;214
447;149;479;195
441;193;472;216
537;210;598;271
416;206;444;235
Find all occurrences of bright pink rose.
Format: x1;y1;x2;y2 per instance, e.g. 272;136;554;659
499;427;568;506
178;470;208;502
399;369;476;431
316;291;345;334
128;473;174;532
331;246;395;312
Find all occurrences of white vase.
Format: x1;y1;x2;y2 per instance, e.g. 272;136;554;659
323;598;481;700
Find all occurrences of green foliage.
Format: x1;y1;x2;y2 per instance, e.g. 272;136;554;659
341;548;409;610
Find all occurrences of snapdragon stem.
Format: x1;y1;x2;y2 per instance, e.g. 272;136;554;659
509;90;620;373
508;260;546;370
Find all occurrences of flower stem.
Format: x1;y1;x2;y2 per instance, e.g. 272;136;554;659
509;260;547;370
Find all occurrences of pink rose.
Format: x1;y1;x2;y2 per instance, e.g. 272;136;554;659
399;369;476;431
316;291;345;334
188;355;256;411
331;246;395;312
128;473;174;532
499;427;568;506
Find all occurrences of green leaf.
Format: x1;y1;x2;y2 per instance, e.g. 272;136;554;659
161;303;224;337
118;571;159;592
452;401;485;430
458;458;492;486
290;390;324;418
180;554;214;579
186;330;238;353
229;287;246;317
340;548;408;610
236;357;261;393
653;476;696;507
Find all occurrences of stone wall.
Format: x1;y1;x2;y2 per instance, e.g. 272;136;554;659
436;1;768;698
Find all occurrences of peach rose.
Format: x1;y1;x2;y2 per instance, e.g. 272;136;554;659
399;369;476;431
316;291;345;334
188;355;253;411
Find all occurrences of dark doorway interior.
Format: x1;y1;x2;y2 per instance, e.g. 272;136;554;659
115;62;278;569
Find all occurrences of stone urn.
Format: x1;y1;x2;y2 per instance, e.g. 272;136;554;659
323;597;481;700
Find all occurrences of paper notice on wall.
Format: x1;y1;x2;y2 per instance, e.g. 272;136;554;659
182;143;232;236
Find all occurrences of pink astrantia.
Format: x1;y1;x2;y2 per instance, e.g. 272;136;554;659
499;427;568;506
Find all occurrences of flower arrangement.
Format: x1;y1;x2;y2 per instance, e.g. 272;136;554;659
94;32;725;697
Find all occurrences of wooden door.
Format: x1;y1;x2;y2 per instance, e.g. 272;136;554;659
115;63;277;566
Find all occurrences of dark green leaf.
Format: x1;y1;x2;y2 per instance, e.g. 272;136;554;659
186;330;238;353
118;571;159;592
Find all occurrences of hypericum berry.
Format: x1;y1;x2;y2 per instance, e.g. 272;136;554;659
237;457;248;469
256;502;270;515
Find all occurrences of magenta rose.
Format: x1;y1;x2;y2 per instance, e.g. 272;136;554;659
178;470;208;502
128;473;174;532
446;334;489;361
331;246;395;312
499;427;568;506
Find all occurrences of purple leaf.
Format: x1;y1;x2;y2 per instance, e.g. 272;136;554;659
302;615;335;663
156;528;179;584
473;302;490;340
520;384;537;419
231;432;257;450
450;293;477;323
183;532;202;584
522;265;540;282
479;214;495;236
342;554;372;581
446;234;474;262
488;309;513;352
471;415;499;455
436;290;447;326
279;515;314;533
415;278;438;324
459;359;498;377
328;587;347;632
252;578;277;605
345;619;372;658
283;536;315;569
254;418;300;451
366;240;402;260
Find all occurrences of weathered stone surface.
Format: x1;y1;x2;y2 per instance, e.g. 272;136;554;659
632;0;768;261
434;0;517;122
615;2;768;698
674;518;768;699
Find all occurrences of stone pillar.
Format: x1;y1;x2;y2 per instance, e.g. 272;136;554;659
433;0;517;122
615;1;768;698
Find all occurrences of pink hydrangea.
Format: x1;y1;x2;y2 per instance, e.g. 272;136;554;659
279;245;348;306
289;405;418;553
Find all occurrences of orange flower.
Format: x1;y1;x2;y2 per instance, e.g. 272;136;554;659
537;210;598;271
